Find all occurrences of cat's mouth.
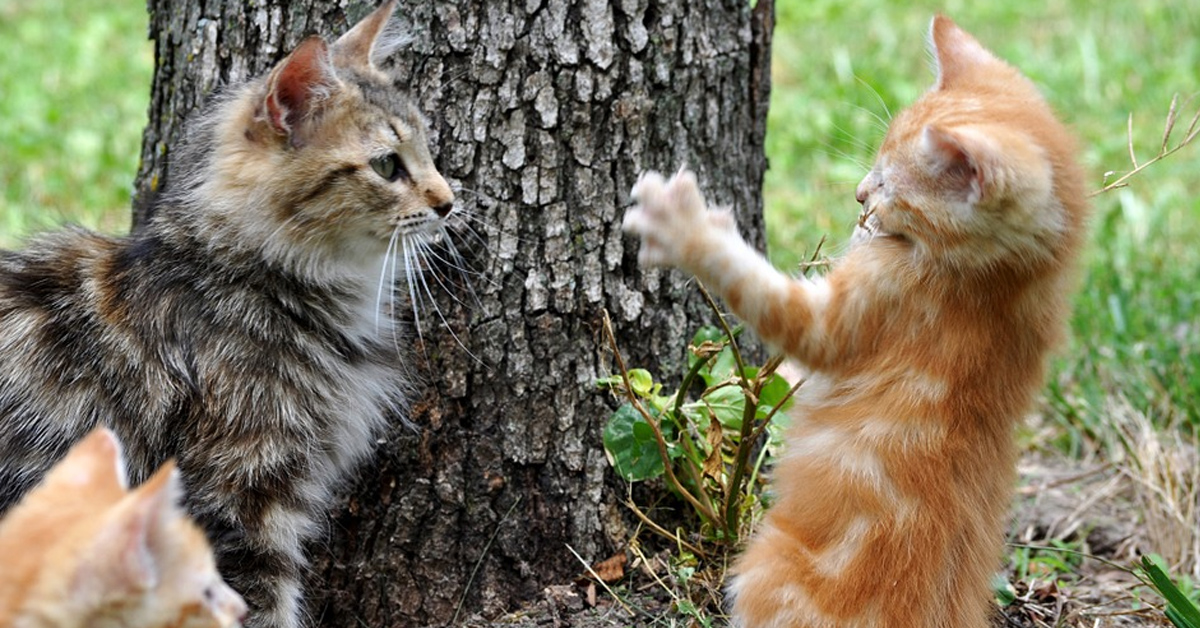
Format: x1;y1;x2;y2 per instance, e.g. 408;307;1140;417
854;209;910;244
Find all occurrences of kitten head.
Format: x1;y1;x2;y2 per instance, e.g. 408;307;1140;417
0;430;245;628
182;1;454;272
854;16;1086;273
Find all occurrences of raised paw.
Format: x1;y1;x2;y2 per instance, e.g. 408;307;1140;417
623;168;730;268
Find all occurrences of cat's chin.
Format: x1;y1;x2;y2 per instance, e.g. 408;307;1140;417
851;224;910;247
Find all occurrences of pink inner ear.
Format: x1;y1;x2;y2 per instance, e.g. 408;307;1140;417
266;37;332;137
922;126;985;201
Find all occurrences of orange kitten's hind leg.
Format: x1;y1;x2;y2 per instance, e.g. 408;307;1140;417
727;525;828;628
728;519;986;628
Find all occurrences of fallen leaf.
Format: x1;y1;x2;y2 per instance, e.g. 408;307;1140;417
702;412;724;479
589;552;628;583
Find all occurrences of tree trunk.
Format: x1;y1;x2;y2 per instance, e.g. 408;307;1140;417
134;0;773;624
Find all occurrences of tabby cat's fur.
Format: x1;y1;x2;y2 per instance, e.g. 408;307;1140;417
624;17;1087;627
0;3;452;627
0;429;246;628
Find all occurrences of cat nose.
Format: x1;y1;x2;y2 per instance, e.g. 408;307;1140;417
855;183;870;204
433;202;453;218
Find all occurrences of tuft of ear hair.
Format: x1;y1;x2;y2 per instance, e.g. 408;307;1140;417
332;1;399;71
929;15;1001;90
264;36;337;146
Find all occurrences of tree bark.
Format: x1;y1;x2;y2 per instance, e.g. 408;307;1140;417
134;0;773;624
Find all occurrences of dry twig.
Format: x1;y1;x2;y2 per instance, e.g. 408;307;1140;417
1092;93;1200;197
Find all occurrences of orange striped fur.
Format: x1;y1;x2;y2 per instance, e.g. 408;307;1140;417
623;16;1087;627
0;429;245;628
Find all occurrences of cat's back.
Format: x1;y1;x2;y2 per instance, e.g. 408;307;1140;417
0;227;127;310
0;227;188;511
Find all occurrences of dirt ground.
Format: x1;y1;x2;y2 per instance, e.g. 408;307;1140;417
450;450;1179;628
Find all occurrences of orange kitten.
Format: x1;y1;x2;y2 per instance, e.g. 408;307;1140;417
624;16;1087;628
0;429;245;628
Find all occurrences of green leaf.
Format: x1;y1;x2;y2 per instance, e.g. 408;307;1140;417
602;404;670;482
691;326;724;345
628;368;654;397
758;373;794;413
703;346;738;387
594;374;623;389
1141;555;1200;628
702;385;746;430
688;326;725;370
991;573;1017;607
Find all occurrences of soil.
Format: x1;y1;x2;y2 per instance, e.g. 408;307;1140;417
448;450;1178;627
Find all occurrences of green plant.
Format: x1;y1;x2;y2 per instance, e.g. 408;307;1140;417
598;285;801;548
1140;554;1200;628
1004;543;1200;627
1009;538;1086;584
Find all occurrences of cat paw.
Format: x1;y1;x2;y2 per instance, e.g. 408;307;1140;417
624;168;727;268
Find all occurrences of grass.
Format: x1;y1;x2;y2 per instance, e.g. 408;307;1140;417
0;0;152;246
1;0;1197;622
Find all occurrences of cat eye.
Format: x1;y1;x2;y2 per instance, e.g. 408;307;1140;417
369;153;407;182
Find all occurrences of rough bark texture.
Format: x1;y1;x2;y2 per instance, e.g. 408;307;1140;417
134;0;773;624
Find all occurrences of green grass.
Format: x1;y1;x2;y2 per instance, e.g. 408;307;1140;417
766;0;1200;447
0;0;152;246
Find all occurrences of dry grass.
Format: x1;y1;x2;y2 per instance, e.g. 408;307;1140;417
1106;397;1200;581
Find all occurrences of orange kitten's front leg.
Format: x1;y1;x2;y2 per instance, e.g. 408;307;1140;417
624;169;835;365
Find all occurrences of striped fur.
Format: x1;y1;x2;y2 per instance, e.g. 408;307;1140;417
0;3;453;628
624;16;1087;627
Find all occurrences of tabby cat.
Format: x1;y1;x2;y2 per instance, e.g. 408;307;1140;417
0;428;246;628
0;3;453;627
623;17;1087;627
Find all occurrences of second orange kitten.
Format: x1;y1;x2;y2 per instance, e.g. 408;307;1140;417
0;429;245;628
624;16;1087;627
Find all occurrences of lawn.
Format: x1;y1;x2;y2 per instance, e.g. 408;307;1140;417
1;0;1197;621
0;0;152;242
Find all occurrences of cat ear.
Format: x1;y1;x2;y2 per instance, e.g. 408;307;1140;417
78;462;183;594
43;428;128;493
332;1;398;70
264;36;337;146
929;15;1001;90
921;125;989;204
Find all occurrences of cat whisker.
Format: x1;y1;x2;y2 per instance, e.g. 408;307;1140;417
839;103;891;138
829;122;882;153
376;227;401;333
407;235;485;367
413;238;471;308
424;235;484;281
398;235;423;357
437;225;499;296
434;65;473;89
818;139;873;174
452;210;530;246
419;240;489;310
444;214;494;251
853;74;893;122
447;191;538;246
